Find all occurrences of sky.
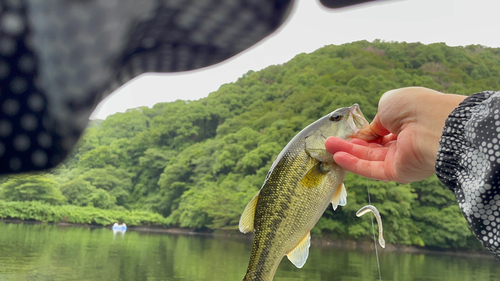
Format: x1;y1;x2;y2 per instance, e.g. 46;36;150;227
90;0;500;119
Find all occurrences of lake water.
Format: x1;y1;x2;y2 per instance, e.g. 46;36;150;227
0;222;499;281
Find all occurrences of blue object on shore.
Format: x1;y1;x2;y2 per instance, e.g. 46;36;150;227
112;225;127;231
112;223;127;231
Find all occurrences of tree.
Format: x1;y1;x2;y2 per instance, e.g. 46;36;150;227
0;174;65;205
60;176;96;206
97;109;150;145
59;176;117;209
81;166;133;206
35;40;500;250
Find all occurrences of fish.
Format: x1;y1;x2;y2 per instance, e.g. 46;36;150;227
356;204;385;248
239;104;370;281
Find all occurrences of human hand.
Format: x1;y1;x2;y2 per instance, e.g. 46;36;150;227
326;87;467;183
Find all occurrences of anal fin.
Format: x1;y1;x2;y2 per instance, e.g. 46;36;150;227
286;232;311;268
331;183;347;211
239;192;259;233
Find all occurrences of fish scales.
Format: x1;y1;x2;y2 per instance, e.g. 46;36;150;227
240;105;370;281
247;156;344;280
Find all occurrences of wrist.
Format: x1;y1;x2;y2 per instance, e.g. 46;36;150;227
417;92;466;165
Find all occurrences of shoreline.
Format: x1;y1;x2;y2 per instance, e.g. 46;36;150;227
1;218;493;259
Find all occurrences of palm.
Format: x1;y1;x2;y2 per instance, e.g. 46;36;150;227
326;129;434;183
389;130;423;183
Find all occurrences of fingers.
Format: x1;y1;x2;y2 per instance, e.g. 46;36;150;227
333;152;392;182
326;136;396;182
350;138;369;146
370;114;391;137
325;137;388;161
351;138;388;148
354;114;390;141
380;134;397;145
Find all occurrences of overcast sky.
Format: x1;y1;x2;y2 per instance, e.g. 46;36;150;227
90;0;500;119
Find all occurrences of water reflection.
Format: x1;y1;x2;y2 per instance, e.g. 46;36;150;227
112;223;127;239
0;222;498;281
112;228;126;238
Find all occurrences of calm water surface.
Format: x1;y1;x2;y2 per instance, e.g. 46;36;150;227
0;222;499;281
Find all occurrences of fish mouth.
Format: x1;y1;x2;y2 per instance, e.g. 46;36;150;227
347;104;369;133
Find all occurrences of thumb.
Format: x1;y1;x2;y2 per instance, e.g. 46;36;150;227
370;114;390;136
354;114;390;141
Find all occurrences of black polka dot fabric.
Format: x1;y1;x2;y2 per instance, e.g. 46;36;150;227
0;0;294;174
437;91;500;259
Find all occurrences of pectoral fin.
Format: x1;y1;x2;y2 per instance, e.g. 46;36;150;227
300;161;328;188
239;192;259;233
331;183;347;211
286;232;311;268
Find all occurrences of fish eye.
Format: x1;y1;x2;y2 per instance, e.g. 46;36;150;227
330;114;343;122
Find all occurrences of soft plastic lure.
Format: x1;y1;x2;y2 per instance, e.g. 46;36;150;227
356;204;385;248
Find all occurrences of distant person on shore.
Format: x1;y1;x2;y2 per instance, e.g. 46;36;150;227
326;87;500;259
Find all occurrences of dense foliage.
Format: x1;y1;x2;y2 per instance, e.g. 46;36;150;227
0;200;167;226
2;40;499;249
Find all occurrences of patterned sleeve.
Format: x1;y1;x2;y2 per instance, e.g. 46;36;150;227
436;91;500;259
0;0;294;174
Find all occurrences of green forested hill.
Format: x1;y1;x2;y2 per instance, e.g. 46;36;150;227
3;40;500;249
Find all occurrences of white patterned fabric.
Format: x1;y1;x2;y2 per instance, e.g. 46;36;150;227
436;91;500;259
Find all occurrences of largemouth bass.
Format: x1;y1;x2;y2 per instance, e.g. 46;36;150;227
239;104;370;281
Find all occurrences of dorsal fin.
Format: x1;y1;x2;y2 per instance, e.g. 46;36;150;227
331;183;347;211
239;192;259;233
286;232;311;268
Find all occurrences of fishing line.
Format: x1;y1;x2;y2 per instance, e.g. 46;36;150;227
366;178;382;281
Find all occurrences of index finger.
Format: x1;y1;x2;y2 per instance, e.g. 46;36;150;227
325;137;388;162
